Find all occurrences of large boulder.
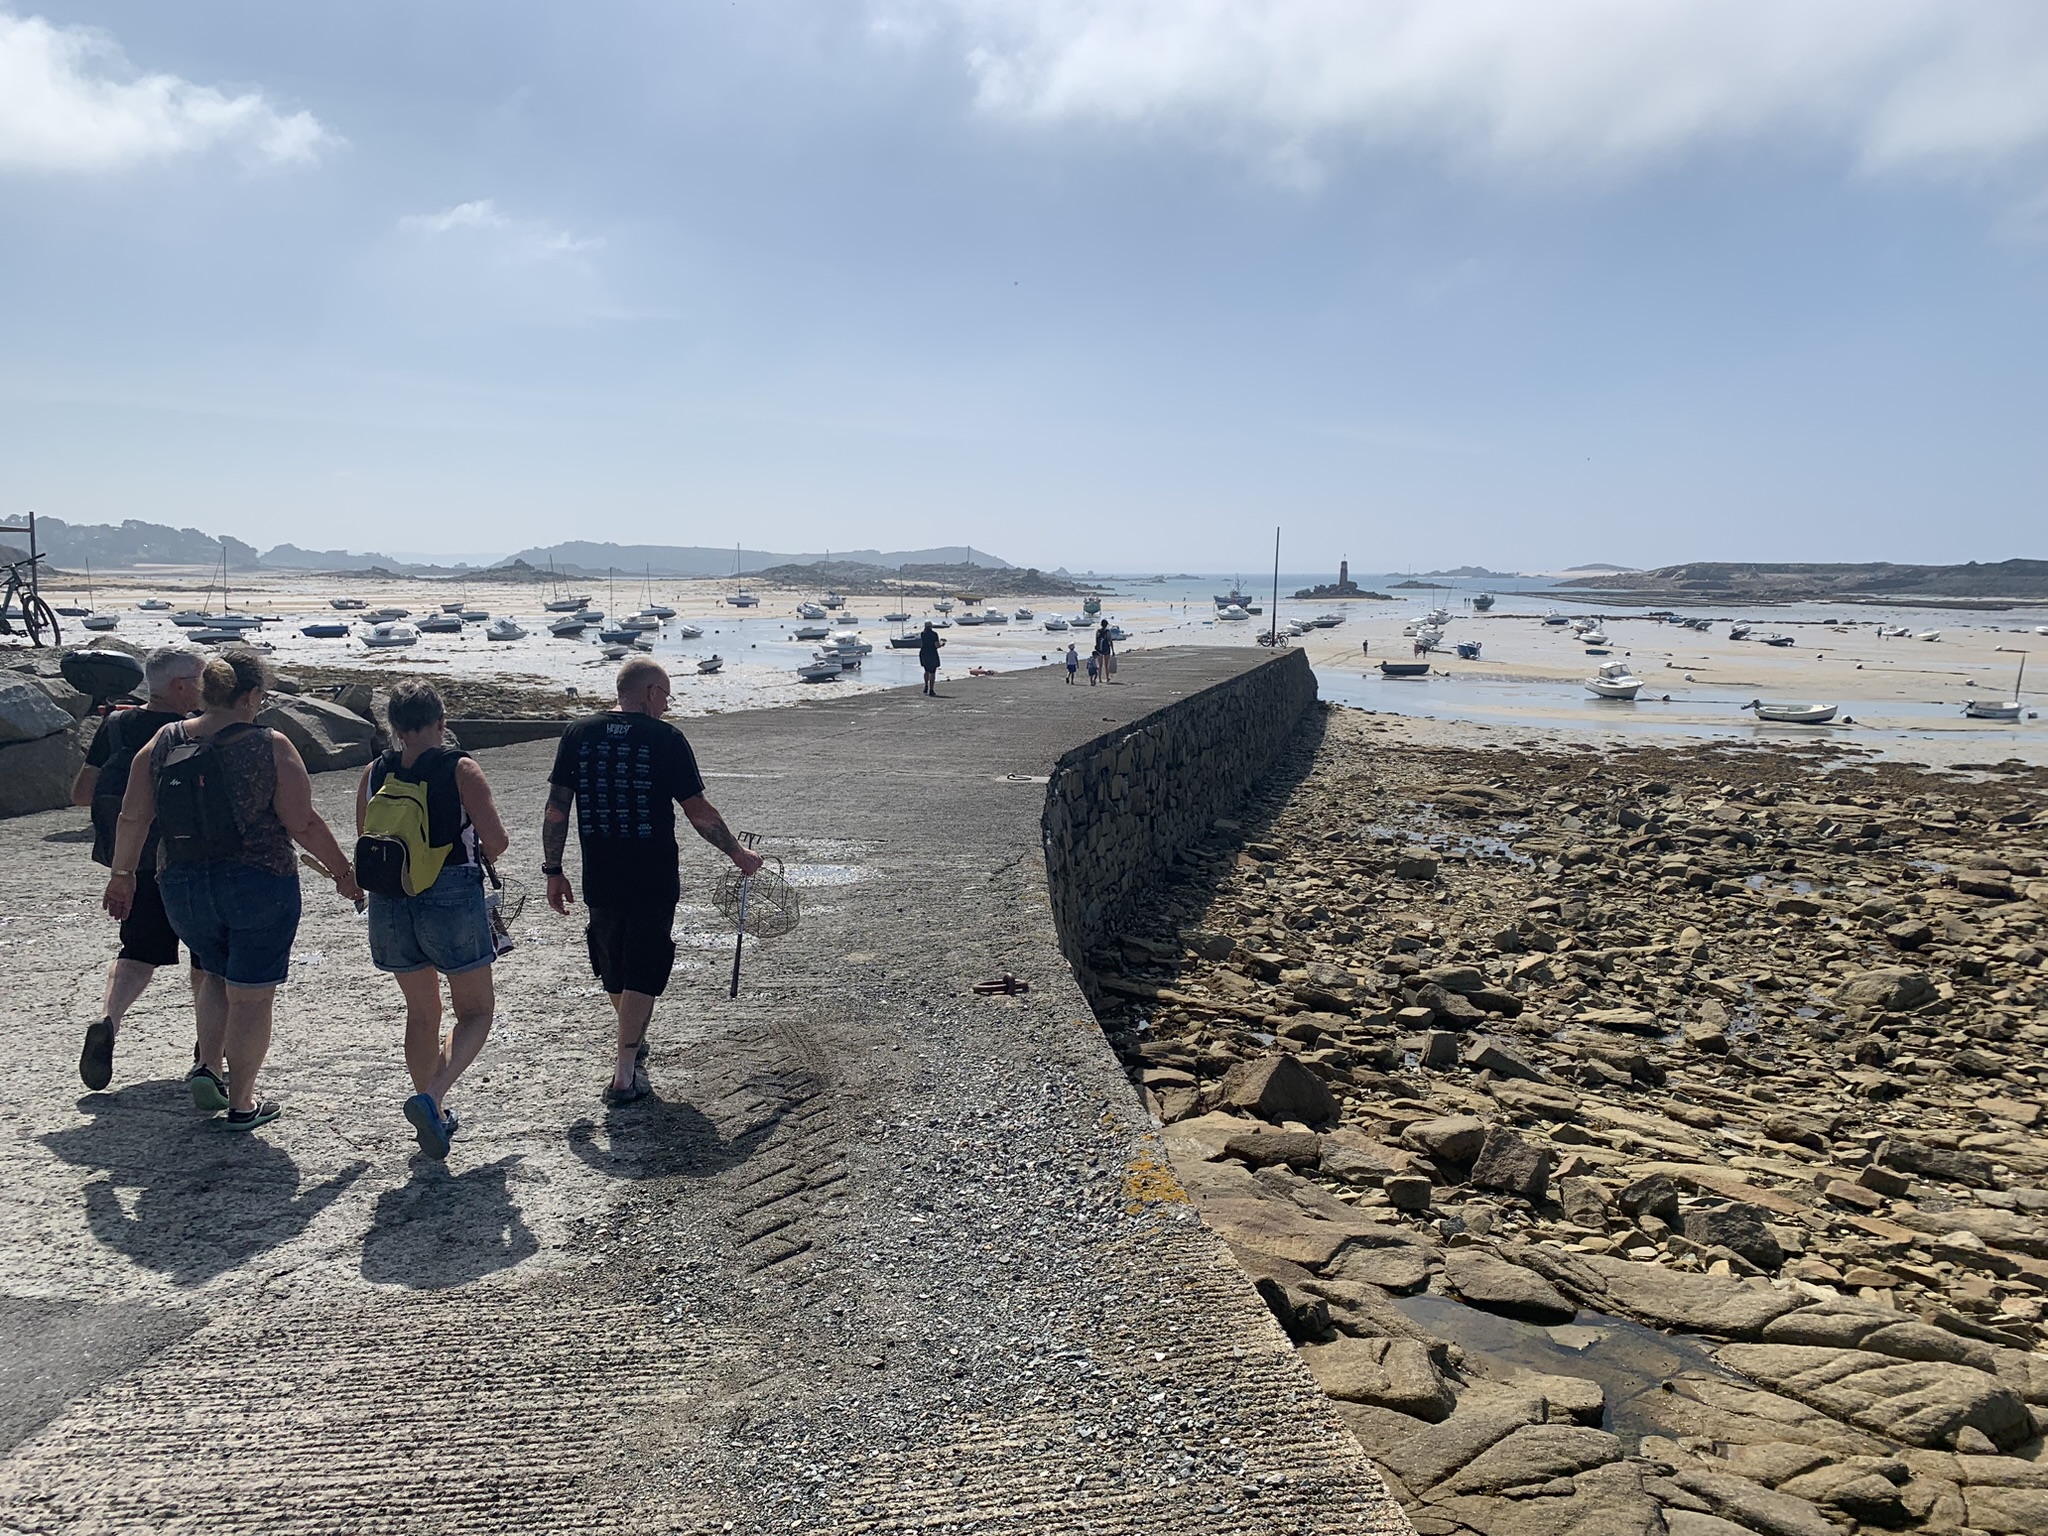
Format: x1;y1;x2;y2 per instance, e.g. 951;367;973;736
1683;1202;1786;1271
1217;1053;1339;1126
0;724;87;818
0;673;73;743
257;693;376;774
1402;1114;1488;1163
1470;1125;1552;1201
1836;967;1937;1012
1298;1335;1456;1422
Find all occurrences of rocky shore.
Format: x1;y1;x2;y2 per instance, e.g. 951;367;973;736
1093;705;2048;1536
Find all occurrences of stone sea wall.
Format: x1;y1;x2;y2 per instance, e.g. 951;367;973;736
1042;648;1317;988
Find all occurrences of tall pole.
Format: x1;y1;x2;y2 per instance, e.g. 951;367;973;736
1269;526;1280;646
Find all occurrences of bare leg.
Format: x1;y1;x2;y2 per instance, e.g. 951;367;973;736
222;983;276;1112
192;967;229;1075
100;958;157;1033
394;968;445;1095
608;990;656;1089
427;967;495;1106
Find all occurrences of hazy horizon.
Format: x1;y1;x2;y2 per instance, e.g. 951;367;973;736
3;3;2044;575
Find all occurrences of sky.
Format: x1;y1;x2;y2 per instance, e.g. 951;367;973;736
1;1;2045;575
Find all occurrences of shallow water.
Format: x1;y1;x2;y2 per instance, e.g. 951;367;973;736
1392;1291;1730;1445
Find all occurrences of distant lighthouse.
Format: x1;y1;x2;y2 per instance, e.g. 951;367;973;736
1339;558;1349;588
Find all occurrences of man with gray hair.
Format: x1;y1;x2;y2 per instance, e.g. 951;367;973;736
70;646;203;1090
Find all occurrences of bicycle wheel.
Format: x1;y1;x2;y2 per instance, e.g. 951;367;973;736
24;595;59;646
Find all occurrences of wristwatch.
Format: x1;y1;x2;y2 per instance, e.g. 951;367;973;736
542;863;564;876
111;868;136;879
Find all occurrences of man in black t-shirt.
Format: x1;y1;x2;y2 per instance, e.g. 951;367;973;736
68;646;203;1091
543;658;763;1102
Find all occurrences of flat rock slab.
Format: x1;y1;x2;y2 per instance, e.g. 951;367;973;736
1717;1342;2033;1450
1431;1423;1623;1497
1299;1335;1457;1422
1443;1248;1576;1324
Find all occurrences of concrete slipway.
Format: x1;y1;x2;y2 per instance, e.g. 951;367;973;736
0;649;1406;1535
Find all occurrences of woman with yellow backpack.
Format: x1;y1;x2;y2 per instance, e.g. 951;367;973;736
354;680;510;1160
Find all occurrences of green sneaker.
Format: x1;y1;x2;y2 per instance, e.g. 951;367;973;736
186;1062;230;1114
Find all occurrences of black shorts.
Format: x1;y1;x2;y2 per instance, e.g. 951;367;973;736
118;868;181;968
585;903;678;998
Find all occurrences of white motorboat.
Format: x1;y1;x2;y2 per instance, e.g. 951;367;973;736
883;610;911;623
826;632;872;655
1585;662;1642;700
621;614;661;631
674;622;703;639
1578;629;1610;646
1310;613;1344;628
1915;630;1941;642
328;597;367;610
838;613;864;625
417;613;463;634
1217;605;1251;622
697;654;724;674
486;618;526;641
815;646;861;670
1013;608;1033;621
1043;617;1069;631
547;616;589;637
1107;625;1129;641
934;598;954;612
362;623;418;649
137;599;171;611
982;609;1008;625
1728;623;1752;640
797;659;842;682
955;611;985;626
797;602;827;620
794;623;831;641
1745;699;1838;725
1472;592;1495;611
929;616;951;628
1542;612;1570;626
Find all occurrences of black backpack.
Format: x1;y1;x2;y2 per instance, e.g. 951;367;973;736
154;726;252;866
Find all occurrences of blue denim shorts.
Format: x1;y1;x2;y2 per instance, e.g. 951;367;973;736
367;861;495;977
158;862;303;988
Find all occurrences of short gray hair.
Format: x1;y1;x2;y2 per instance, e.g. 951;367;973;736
144;646;204;693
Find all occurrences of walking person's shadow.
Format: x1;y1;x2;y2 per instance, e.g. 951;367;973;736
359;1155;539;1290
566;1092;778;1181
41;1080;368;1288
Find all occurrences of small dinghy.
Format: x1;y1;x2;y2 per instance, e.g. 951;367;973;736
1043;617;1069;631
674;622;703;639
1454;640;1482;660
1745;699;1838;725
1761;634;1795;648
1965;655;2027;721
1585;662;1642;699
797;602;827;619
1379;661;1430;677
486;618;526;641
301;622;350;638
697;655;724;674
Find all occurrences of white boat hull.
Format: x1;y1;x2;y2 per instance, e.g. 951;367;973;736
1964;701;2022;721
1748;702;1838;724
1585;679;1641;699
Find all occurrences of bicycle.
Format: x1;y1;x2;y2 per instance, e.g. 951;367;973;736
0;553;61;646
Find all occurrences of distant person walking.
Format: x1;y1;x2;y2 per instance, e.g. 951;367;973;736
1093;620;1116;683
917;621;945;696
542;658;762;1103
1064;643;1079;683
354;681;510;1160
72;647;203;1090
101;649;360;1130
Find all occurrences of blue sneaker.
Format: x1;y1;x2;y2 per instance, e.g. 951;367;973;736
403;1093;451;1160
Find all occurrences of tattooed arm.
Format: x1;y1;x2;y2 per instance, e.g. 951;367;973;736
543;782;576;913
681;794;764;877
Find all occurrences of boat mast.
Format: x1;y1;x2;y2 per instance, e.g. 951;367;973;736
1269;526;1280;646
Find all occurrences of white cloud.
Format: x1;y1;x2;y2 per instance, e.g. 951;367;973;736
398;198;602;259
0;9;337;174
890;1;2048;185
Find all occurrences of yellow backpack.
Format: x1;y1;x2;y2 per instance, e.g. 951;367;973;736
356;749;464;897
